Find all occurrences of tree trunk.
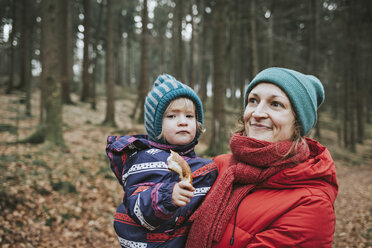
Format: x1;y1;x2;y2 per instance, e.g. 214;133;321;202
81;0;91;102
118;40;124;86
189;0;195;88
6;0;16;94
136;0;149;124
27;0;65;146
61;0;73;104
238;0;246;107
23;0;33;116
114;32;120;86
342;0;357;152
39;9;45;125
308;0;318;72
159;34;166;75
343;72;349;148
189;0;195;89
17;0;33;92
130;0;149;122
207;0;228;156
309;0;321;138
354;2;365;144
355;63;364;144
17;1;25;90
17;0;33;114
103;0;116;126
126;37;133;85
173;0;184;81
90;0;104;110
249;0;259;76
342;3;350;149
199;0;208;106
348;2;356;152
225;1;235;106
267;2;274;67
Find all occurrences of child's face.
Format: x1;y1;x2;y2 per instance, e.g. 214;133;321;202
162;98;197;146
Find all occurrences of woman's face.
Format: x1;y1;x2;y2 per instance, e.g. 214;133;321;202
244;83;296;142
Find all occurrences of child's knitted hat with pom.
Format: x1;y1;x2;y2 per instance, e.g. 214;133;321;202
144;74;204;143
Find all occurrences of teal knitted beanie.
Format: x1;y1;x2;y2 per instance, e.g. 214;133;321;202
144;74;204;143
244;67;325;136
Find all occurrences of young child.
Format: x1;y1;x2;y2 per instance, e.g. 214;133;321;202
106;74;218;247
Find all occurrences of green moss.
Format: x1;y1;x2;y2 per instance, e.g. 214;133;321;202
50;180;78;194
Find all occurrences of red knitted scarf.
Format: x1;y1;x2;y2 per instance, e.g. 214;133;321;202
185;133;310;248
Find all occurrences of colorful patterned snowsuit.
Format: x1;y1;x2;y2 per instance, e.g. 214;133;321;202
106;135;218;247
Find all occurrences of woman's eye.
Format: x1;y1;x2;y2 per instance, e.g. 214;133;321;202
272;101;284;108
248;98;257;104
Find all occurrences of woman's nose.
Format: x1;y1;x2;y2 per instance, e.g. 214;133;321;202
252;104;268;118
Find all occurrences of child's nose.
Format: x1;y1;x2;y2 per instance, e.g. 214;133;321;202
178;115;188;125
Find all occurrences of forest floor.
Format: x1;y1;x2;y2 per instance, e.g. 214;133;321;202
0;86;371;248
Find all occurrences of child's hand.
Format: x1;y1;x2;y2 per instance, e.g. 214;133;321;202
172;181;195;207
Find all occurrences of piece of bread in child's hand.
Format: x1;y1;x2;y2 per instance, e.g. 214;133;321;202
167;150;192;184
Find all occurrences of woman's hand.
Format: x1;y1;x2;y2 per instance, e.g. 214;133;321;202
172;181;195;207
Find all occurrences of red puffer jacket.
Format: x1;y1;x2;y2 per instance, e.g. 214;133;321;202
212;137;338;248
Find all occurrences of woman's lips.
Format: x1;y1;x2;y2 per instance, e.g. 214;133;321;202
250;123;272;129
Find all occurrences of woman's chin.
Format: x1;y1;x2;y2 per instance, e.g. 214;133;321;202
247;131;273;142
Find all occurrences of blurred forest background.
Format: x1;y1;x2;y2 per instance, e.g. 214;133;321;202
0;0;371;247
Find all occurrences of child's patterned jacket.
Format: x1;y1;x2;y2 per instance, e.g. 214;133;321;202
106;135;218;248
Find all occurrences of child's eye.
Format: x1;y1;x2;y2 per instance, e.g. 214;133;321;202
186;114;195;118
166;114;175;118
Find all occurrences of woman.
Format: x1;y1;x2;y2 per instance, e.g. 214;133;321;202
186;67;338;247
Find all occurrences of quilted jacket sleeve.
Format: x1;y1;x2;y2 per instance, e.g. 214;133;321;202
106;135;150;185
246;194;335;248
122;150;179;231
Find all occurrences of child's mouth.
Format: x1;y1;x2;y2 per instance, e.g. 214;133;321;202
177;131;189;134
